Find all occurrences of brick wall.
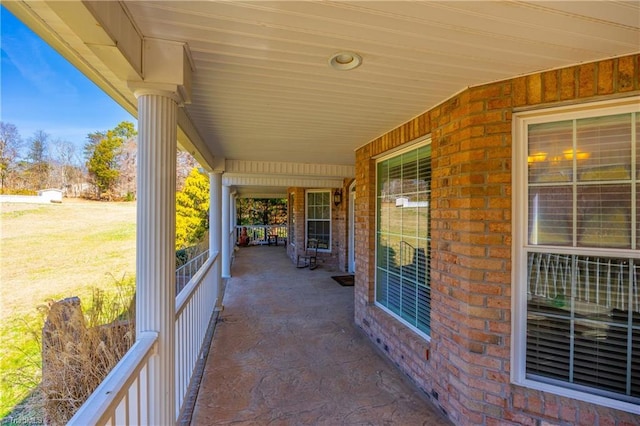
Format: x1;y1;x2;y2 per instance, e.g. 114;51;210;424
286;187;305;262
354;54;640;426
333;179;351;272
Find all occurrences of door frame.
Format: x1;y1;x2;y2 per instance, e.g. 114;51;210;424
348;180;356;274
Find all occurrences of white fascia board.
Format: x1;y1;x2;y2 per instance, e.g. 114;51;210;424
224;160;354;178
223;174;343;189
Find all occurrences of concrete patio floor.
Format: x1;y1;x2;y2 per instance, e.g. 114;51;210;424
189;245;451;425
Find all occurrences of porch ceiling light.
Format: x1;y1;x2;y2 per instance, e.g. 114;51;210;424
329;51;362;71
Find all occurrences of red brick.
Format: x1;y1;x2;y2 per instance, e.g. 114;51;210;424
597;59;614;95
527;73;542;104
470;84;503;101
486;345;509;359
617;55;636;92
463;209;504;221
488;246;510;259
513;76;527;106
466;306;502;321
577;406;597;425
485;271;511;285
598;414;617;426
487;171;511;184
504;411;537;426
578;63;596;97
467;329;500;345
559;404;577;423
487;297;510;309
543;398;560;419
487;418;520;426
543;70;559;102
487;97;511;110
488;222;511;233
466;375;503;394
560;67;576;100
486;146;511;159
513;392;526;410
486;122;511;134
463;134;504;149
458;256;502;271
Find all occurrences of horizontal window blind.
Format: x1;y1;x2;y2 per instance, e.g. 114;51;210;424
525;111;639;404
376;144;431;335
526;253;639;402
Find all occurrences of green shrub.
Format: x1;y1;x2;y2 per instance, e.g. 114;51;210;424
0;189;38;196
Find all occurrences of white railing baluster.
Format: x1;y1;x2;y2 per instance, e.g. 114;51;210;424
607;259;612;307
617;261;625;310
69;247;220;425
633;263;639;312
596;259;601;305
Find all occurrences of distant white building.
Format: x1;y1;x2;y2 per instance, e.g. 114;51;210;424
38;189;63;203
0;189;63;204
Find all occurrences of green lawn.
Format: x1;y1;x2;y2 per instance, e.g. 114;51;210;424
0;200;136;419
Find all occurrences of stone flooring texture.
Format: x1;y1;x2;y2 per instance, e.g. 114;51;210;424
190;245;451;426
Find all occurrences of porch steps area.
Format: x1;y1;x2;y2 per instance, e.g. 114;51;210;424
188;245;451;425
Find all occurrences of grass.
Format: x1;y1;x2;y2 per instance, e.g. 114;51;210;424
0;199;136;420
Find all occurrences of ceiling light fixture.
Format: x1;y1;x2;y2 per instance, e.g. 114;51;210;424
329;51;362;71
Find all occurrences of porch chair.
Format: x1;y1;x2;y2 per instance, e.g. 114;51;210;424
297;238;319;270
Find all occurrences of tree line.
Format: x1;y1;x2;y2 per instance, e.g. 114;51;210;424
0;120;197;200
0;122;85;196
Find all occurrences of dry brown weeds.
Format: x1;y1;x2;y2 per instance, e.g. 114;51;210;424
38;283;135;425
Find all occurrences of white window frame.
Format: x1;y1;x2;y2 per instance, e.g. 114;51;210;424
289;192;295;247
512;96;640;415
305;189;331;252
374;138;432;340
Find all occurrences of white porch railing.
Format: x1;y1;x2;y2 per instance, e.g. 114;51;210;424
68;251;220;425
236;224;287;245
67;332;158;425
176;249;210;294
175;251;218;417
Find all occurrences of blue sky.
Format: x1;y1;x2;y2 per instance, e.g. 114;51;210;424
0;5;135;156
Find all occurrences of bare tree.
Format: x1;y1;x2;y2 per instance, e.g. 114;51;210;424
116;137;137;199
0;122;22;192
50;139;83;193
176;150;198;191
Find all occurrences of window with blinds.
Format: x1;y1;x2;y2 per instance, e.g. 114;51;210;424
514;100;639;409
306;190;330;249
375;142;431;336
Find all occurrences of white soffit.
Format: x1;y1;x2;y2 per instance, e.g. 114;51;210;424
5;0;639;198
123;0;639;167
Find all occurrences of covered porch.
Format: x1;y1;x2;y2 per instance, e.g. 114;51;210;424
4;1;638;424
184;245;450;425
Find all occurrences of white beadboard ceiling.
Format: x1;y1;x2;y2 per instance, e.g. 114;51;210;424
5;1;640;196
124;0;639;164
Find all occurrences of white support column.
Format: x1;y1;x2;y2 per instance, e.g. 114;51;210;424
232;194;237;231
135;90;178;426
222;185;231;278
210;172;223;310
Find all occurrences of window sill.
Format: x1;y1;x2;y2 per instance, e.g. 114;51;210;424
512;377;640;415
